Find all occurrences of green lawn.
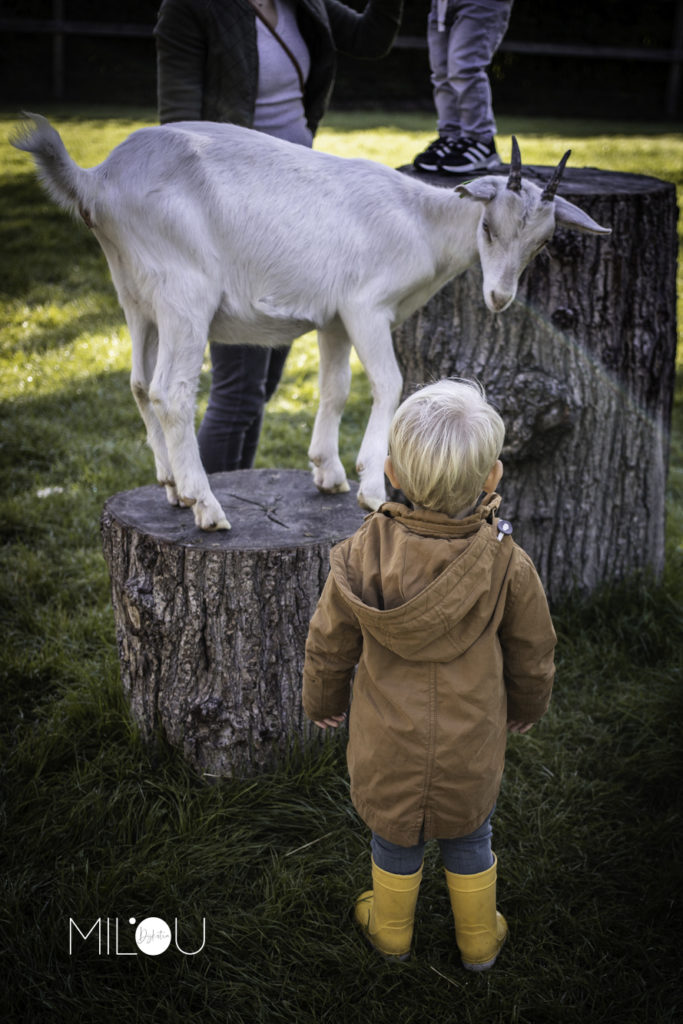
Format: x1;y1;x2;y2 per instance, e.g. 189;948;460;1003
1;109;681;1023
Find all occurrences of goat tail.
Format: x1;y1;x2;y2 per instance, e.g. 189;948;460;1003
10;112;94;222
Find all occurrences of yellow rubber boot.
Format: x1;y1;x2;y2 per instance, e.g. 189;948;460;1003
444;854;508;971
354;859;423;960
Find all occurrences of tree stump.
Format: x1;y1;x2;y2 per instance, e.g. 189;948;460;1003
394;164;678;602
100;469;365;777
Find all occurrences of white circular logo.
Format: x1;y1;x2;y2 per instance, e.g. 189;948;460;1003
134;917;172;955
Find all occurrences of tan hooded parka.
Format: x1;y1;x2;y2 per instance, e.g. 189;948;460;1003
302;496;556;846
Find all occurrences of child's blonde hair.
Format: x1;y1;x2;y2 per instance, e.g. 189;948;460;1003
388;379;505;517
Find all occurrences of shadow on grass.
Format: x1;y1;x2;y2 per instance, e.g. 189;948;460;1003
0;175;117;307
0;368;142;465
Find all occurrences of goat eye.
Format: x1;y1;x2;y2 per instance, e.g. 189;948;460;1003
482;221;492;242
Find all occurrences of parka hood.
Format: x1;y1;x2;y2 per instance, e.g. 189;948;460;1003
329;495;514;662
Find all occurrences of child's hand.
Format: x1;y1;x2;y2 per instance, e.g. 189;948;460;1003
507;720;534;734
314;714;347;730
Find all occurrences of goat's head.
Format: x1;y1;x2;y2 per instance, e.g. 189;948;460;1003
456;137;611;314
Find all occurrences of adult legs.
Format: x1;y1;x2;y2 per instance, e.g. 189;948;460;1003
197;342;290;473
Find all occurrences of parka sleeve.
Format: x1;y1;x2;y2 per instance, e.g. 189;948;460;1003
302;571;363;722
323;0;403;59
499;550;556;724
155;0;208;123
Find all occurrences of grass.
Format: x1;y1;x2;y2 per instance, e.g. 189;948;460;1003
1;108;682;1023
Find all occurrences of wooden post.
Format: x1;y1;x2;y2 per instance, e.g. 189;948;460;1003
394;164;678;602
101;469;365;778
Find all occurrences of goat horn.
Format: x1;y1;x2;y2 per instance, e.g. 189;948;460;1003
507;136;522;193
542;149;571;202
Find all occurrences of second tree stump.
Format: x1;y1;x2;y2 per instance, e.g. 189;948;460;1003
101;469;366;778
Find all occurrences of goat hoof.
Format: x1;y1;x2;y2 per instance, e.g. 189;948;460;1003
164;483;179;506
316;480;351;496
205;517;231;532
194;496;232;531
358;492;384;512
310;462;350;495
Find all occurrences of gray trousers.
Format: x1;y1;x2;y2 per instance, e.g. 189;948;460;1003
371;807;495;875
428;0;513;140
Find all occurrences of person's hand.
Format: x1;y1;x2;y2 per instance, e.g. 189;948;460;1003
507;720;534;734
314;714;347;730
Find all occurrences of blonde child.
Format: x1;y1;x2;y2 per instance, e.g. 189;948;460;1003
303;379;555;969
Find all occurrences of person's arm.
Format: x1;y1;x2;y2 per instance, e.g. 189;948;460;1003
499;550;556;728
302;572;362;725
155;0;208;123
323;0;403;59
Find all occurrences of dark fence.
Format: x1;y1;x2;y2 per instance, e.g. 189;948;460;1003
1;0;681;119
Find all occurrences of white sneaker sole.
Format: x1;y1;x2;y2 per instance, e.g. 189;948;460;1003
441;153;502;174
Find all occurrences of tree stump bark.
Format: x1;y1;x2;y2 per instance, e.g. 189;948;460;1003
100;469;365;778
394;164;678;602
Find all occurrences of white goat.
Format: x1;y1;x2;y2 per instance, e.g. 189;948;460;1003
12;114;610;530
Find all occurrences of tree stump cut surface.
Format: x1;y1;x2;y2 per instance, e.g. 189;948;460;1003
101;469;366;778
395;164;678;602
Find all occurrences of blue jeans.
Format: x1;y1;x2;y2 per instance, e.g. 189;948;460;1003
428;0;513;140
197;342;290;473
371;809;495;875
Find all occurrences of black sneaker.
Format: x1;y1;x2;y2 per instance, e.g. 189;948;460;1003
413;135;464;173
440;137;501;173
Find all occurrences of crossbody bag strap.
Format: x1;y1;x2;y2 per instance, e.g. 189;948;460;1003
247;0;306;95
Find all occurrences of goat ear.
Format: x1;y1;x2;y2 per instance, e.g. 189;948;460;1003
456;179;498;203
553;195;611;235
